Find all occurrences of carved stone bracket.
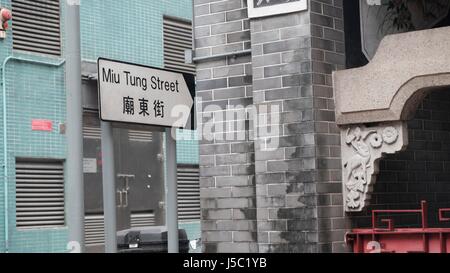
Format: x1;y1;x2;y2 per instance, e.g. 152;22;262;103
341;121;408;212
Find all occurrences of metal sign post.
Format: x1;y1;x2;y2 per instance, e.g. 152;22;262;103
97;58;193;253
101;121;117;253
166;128;178;253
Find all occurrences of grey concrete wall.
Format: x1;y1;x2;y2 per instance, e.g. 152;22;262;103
350;90;450;229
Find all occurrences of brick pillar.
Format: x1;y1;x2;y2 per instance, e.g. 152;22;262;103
194;0;349;253
309;0;350;253
250;10;318;253
250;0;348;253
194;0;258;253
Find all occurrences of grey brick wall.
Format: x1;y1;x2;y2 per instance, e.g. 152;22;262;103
308;0;349;253
249;0;347;253
194;0;450;253
194;0;348;253
194;0;257;253
250;10;317;253
350;90;450;229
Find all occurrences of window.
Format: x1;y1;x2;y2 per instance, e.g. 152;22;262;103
11;0;61;56
15;159;65;229
163;16;195;74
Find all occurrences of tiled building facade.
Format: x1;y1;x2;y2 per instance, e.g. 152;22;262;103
0;0;199;253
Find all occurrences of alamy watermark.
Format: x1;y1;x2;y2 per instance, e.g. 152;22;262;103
171;98;281;151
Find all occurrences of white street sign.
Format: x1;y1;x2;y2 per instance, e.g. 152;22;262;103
97;58;193;128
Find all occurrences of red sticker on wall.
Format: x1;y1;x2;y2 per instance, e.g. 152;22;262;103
32;120;53;132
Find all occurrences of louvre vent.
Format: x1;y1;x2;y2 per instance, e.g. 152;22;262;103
163;17;195;74
177;166;200;221
130;212;156;228
128;130;153;143
15;159;65;229
83;126;101;140
85;214;105;246
11;0;61;56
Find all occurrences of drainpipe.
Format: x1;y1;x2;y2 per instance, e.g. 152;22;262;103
1;56;65;253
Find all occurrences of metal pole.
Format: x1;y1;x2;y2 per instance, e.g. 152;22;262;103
65;0;84;251
101;121;117;253
166;128;179;253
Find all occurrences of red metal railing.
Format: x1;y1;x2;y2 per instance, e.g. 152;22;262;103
346;201;450;253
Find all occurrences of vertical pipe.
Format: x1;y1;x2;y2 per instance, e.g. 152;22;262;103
101;121;117;253
166;128;179;253
65;0;84;251
1;56;12;253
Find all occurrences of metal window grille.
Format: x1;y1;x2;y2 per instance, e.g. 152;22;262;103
130;212;156;228
177;166;200;221
15;159;65;228
84;214;105;246
128;130;153;143
163;17;195;74
83;126;101;140
11;0;61;56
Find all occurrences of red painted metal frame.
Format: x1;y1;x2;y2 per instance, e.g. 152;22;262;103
346;201;450;253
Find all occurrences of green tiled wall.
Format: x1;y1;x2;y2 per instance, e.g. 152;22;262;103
179;221;201;253
176;129;199;165
80;0;193;65
0;0;68;253
0;0;197;253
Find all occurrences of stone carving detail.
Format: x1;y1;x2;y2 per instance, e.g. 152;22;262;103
341;122;407;212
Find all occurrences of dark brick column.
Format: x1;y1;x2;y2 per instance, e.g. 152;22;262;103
250;10;317;252
309;0;350;253
194;0;348;253
194;0;258;253
250;0;348;253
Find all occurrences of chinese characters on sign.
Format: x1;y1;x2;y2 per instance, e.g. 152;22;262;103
247;0;307;18
123;96;135;115
153;100;164;118
122;96;164;119
97;58;193;128
139;98;149;117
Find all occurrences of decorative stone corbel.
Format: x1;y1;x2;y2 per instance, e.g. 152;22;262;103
341;121;408;212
